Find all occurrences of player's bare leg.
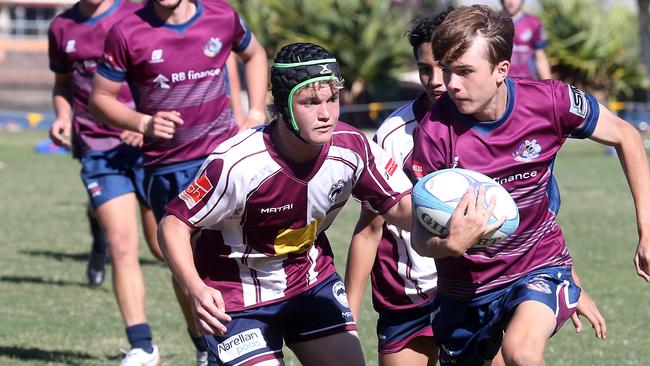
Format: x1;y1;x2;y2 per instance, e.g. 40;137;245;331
500;301;555;366
95;193;147;326
289;331;365;366
490;349;506;366
139;204;163;262
380;336;438;366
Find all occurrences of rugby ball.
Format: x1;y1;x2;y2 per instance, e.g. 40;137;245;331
412;168;519;248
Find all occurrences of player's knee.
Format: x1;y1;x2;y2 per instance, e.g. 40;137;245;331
106;232;138;262
501;337;544;366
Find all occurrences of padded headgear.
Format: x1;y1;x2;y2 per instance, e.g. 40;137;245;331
271;43;342;135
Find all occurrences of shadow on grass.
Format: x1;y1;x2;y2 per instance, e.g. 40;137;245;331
19;250;160;266
0;275;109;290
0;345;98;365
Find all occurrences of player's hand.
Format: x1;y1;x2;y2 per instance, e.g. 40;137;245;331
49;117;71;147
633;237;650;282
447;188;505;255
189;285;232;336
571;289;606;340
140;111;183;140
119;130;143;147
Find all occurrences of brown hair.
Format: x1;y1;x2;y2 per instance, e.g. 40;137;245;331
432;5;514;68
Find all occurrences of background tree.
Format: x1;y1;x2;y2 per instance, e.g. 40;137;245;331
639;0;650;100
539;0;647;101
231;0;414;105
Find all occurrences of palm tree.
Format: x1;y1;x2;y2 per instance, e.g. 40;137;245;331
231;0;413;104
539;0;647;100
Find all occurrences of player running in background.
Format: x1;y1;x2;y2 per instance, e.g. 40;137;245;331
345;10;605;366
48;1;164;365
501;0;551;79
410;5;648;365
90;0;267;364
158;42;414;366
344;12;449;366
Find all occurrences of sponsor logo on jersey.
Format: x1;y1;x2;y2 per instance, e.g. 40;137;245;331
260;203;293;214
203;37;222;57
513;139;541;162
149;49;164;63
217;328;266;363
412;160;425;178
328;179;346;203
171;68;221;83
103;51;115;67
153;74;170;89
568;84;588;118
383;158;398;180
493;169;538;185
527;276;552;294
179;174;213;209
332;281;350;308
65;40;76;53
274;219;320;255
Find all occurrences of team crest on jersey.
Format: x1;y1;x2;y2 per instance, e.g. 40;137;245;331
526;276;552;294
332;281;350;308
203;37;222;57
65;40;76;53
568;84;588;118
328;179;346;203
179;174;214;209
513;139;541;162
520;29;533;42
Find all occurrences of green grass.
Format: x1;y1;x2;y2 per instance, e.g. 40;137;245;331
0;130;649;365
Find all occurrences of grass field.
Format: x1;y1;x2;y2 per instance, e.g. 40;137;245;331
1;130;649;365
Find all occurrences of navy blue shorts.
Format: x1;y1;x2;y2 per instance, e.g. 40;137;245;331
144;159;204;221
433;266;580;366
79;145;148;209
204;273;357;366
377;297;436;354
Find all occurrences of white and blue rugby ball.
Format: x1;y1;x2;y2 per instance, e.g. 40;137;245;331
413;168;519;248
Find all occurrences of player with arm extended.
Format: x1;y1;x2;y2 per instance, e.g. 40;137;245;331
410;6;648;365
344;12;449;366
345;9;605;366
158;42;413;366
89;1;268;364
501;0;551;79
48;1;163;365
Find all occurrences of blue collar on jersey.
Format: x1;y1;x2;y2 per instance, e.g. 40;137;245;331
145;0;204;34
73;0;122;25
450;77;516;137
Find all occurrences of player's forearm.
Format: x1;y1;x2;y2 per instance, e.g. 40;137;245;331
382;194;412;231
52;94;72;121
158;215;205;293
615;124;650;237
243;46;268;127
344;211;383;319
535;50;552;79
89;92;149;133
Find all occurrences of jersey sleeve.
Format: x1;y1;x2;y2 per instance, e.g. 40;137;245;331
532;18;548;50
48;22;70;74
352;138;412;215
231;11;252;53
552;81;600;139
165;158;237;229
97;25;129;82
410;122;447;181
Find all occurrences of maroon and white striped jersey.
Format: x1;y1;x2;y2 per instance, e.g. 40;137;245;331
166;121;411;311
371;93;438;311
